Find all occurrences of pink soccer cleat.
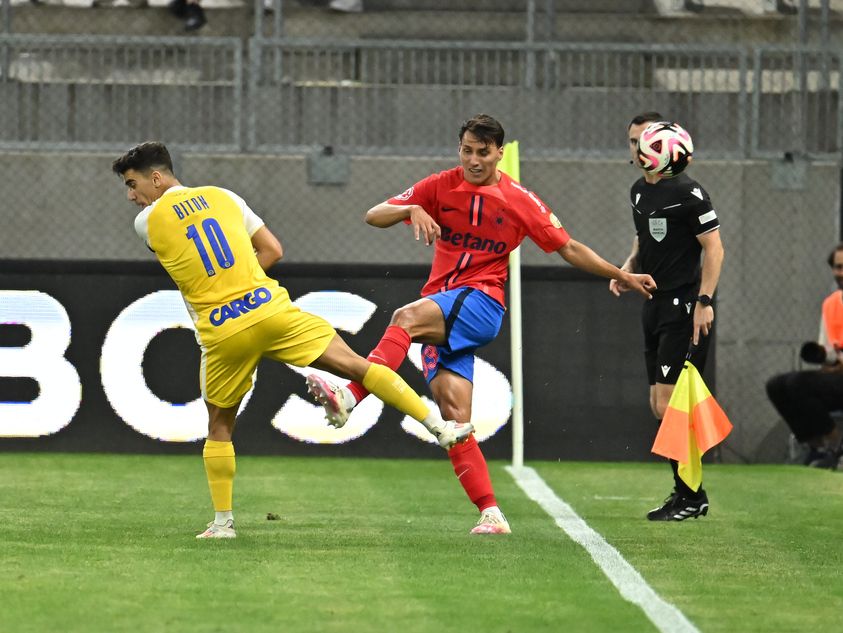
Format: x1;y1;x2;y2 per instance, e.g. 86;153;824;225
306;374;353;428
470;509;512;535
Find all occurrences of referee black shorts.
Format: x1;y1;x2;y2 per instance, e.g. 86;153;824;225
642;283;711;385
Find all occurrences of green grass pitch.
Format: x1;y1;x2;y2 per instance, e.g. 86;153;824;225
1;454;842;632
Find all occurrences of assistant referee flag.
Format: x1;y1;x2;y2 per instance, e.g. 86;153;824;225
651;361;733;492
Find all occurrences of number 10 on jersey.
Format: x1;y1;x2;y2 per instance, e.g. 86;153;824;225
186;218;235;277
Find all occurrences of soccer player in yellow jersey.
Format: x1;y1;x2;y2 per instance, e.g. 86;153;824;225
112;142;473;539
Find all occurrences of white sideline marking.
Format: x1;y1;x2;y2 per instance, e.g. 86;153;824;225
506;466;699;633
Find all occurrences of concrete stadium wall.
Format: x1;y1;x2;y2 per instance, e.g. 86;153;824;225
1;151;838;463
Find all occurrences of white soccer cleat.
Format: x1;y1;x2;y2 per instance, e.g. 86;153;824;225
432;420;474;450
470;509;512;535
306;374;353;428
196;519;236;539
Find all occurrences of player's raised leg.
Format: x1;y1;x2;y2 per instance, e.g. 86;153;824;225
322;299;441;422
308;334;473;449
304;324;413;428
342;324;413;408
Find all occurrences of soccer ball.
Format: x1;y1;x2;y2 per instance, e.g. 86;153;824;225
636;121;694;177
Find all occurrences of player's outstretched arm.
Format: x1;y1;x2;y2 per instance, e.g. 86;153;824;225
609;237;640;296
558;239;656;299
365;202;441;246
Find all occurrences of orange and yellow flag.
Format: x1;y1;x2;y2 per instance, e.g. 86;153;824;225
651;361;733;492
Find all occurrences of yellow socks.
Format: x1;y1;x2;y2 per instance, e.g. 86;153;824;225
202;440;236;512
362;363;430;422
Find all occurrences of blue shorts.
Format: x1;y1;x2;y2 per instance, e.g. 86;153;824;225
421;287;505;384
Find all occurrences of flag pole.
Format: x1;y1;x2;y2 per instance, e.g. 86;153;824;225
499;141;524;469
509;245;524;468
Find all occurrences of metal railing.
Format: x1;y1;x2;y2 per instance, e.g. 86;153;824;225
246;39;839;158
751;46;842;156
0;34;841;159
0;34;243;152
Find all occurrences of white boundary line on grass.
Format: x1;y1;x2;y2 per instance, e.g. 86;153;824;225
505;466;700;633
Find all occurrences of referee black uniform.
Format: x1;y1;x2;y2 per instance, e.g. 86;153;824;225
630;172;720;386
628;169;721;520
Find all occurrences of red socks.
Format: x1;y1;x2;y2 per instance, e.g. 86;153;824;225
352;325;496;512
448;434;497;512
347;325;412;403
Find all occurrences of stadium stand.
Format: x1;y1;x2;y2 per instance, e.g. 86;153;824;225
3;0;843;154
4;0;843;43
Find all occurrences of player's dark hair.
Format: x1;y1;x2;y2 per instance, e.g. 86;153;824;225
112;141;174;176
827;243;843;267
628;112;664;129
459;114;505;147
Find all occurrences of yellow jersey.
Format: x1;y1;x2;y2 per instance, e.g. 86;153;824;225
135;185;286;347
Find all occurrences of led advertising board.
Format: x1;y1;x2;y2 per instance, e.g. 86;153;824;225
0;262;657;460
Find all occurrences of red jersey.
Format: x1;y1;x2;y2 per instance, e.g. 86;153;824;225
388;166;571;306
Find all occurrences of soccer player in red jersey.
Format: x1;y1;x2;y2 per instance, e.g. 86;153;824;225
307;114;656;534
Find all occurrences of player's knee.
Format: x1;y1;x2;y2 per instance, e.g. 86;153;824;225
314;339;368;382
389;305;417;330
207;417;234;442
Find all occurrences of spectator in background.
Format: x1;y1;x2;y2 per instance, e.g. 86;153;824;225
169;0;207;31
766;244;843;470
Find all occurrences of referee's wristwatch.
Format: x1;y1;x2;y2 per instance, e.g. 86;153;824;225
696;294;713;307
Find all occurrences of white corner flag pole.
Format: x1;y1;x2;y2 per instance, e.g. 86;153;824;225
499;141;524;469
509;245;524;468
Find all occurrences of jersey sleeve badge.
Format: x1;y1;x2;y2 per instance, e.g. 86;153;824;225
394;186;414;201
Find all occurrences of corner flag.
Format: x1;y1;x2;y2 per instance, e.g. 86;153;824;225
651;361;733;492
499;141;520;181
499;141;523;467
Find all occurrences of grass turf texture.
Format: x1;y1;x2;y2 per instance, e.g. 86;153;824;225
0;455;840;632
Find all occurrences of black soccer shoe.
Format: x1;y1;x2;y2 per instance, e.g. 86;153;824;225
646;490;709;521
807;448;842;470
